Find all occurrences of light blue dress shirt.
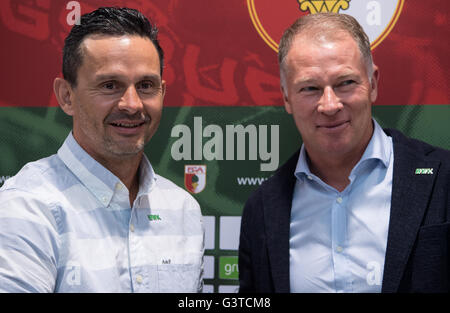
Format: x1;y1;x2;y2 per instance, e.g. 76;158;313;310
290;119;393;293
0;133;204;293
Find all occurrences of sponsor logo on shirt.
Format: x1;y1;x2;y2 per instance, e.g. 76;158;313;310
415;168;433;175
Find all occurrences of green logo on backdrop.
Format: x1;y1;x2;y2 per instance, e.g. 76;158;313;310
219;256;239;280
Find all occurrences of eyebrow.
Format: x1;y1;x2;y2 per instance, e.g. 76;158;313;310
294;73;357;86
94;73;162;83
294;78;317;86
336;73;357;80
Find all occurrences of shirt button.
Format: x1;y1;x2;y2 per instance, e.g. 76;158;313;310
136;275;143;284
336;246;343;253
307;175;313;180
336;197;343;204
115;183;123;190
130;224;135;232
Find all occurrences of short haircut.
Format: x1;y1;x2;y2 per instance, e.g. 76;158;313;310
278;13;373;86
62;7;164;87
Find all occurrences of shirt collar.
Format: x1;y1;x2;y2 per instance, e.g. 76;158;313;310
354;118;391;169
295;144;313;180
295;118;392;180
137;153;156;197
57;132;156;206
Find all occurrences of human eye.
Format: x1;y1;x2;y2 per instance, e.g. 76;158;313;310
299;86;320;94
136;80;154;91
137;79;162;95
302;86;319;91
101;81;119;91
340;80;355;86
336;79;357;89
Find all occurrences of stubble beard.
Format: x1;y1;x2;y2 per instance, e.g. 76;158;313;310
102;132;148;159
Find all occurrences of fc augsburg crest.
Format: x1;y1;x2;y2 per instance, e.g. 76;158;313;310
297;0;351;14
247;0;404;52
184;165;206;194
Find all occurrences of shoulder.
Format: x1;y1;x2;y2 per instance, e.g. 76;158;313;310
385;129;450;190
0;154;69;202
244;150;299;209
254;149;299;192
385;128;450;163
0;154;72;226
150;174;203;236
0;156;65;235
152;174;201;210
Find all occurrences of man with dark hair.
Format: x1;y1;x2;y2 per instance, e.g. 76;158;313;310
239;13;450;293
0;7;204;293
62;7;164;86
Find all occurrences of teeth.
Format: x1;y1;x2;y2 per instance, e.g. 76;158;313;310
112;123;141;128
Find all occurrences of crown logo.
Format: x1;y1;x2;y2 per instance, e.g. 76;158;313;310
297;0;351;14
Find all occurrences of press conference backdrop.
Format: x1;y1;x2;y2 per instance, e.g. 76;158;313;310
0;0;448;293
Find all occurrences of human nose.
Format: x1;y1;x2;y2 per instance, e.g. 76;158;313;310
118;85;143;114
317;86;343;115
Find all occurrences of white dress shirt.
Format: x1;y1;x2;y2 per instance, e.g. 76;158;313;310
0;132;204;292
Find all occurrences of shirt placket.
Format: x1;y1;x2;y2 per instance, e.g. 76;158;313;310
331;191;353;292
128;195;160;292
128;197;145;292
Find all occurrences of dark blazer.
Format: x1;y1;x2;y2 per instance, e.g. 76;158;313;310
239;128;450;293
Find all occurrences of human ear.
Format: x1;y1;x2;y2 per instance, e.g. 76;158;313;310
53;77;75;116
281;84;293;114
161;79;166;99
369;65;379;103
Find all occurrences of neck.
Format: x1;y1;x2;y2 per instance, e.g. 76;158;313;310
306;121;374;192
307;152;361;192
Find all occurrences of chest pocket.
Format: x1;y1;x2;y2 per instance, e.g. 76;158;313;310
157;263;202;292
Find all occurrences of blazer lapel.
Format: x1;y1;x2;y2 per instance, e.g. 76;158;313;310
382;130;441;292
262;150;299;292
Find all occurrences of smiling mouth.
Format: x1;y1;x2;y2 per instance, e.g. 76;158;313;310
318;121;350;131
110;122;145;128
108;121;148;136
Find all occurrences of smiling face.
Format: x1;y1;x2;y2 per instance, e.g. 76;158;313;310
60;35;165;162
281;31;378;162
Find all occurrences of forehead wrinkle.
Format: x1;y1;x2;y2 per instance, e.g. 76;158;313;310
82;35;158;63
287;30;361;62
79;36;161;82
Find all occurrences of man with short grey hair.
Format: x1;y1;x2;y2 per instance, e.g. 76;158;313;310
239;13;450;293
